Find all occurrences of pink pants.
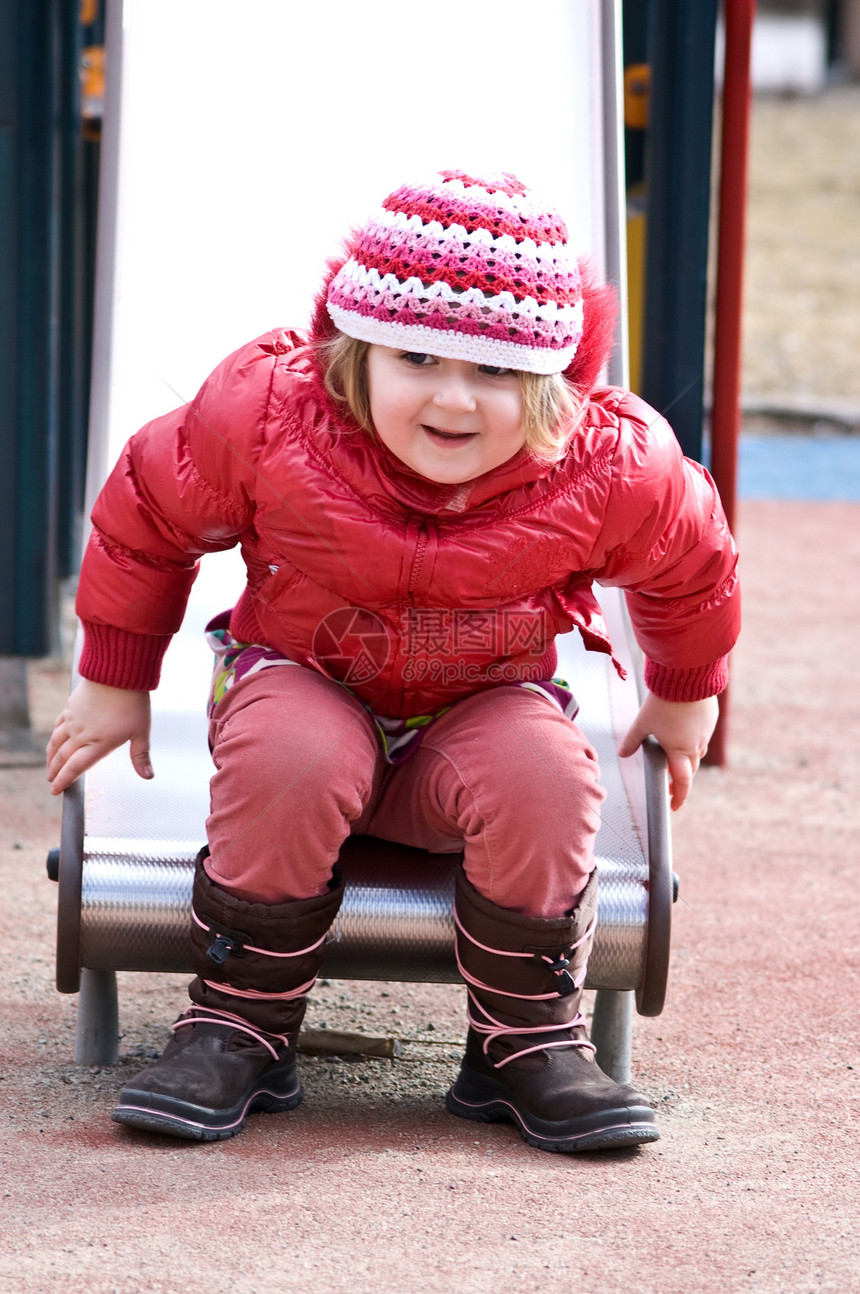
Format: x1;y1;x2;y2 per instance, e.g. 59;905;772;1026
205;667;605;919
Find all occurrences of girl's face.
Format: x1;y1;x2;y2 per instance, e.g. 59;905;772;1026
365;345;526;484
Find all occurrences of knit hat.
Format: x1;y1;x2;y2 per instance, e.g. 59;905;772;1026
325;170;584;376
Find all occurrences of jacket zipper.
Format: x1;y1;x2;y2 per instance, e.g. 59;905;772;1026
391;518;430;711
407;520;429;601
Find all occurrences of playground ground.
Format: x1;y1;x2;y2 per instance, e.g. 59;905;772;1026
1;85;859;1293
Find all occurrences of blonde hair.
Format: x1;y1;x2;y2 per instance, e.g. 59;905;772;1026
321;332;583;464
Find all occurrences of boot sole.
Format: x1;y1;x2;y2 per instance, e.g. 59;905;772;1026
111;1074;303;1142
446;1067;659;1153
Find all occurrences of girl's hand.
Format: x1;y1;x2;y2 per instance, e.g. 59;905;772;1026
618;693;719;811
46;680;153;796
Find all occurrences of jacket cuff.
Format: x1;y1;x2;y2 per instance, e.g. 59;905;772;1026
643;655;729;702
78;621;172;691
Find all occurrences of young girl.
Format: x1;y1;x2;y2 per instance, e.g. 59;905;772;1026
47;171;739;1152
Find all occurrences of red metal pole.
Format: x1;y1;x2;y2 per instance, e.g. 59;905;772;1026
711;0;755;536
704;0;755;767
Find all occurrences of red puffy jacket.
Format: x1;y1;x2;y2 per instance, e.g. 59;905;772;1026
77;329;739;717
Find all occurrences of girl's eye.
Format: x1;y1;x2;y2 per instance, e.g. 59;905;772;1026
401;352;434;367
478;364;514;378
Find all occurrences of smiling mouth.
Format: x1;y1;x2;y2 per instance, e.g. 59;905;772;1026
422;425;477;445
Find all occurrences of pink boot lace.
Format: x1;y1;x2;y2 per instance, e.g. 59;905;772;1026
191;903;325;1003
454;911;597;1070
185;906;329;1057
170;1008;290;1061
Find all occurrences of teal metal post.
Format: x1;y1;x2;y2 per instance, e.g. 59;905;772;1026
640;0;719;463
0;0;99;653
0;0;60;655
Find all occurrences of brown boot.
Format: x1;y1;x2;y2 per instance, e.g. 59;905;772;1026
112;853;343;1141
445;869;659;1153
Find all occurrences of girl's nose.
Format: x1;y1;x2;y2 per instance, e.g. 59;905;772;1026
432;372;477;413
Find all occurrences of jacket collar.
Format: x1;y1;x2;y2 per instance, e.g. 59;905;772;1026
362;435;561;516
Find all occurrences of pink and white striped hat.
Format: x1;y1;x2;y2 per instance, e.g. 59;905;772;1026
325;170;584;375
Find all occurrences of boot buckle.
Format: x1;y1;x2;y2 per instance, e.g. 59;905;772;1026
525;946;577;997
205;925;246;965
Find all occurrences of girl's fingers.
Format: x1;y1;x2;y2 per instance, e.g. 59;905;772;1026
667;753;694;811
48;753;77;795
46;730;71;781
48;743;102;796
47;730;103;790
45;717;69;763
129;735;154;780
617;720;644;759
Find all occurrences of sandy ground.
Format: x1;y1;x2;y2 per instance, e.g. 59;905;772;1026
2;86;859;1294
2;499;858;1294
